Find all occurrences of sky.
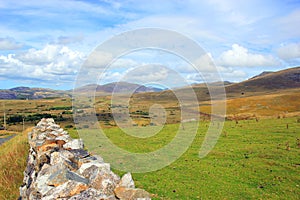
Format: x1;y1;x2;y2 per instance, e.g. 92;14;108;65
0;0;300;90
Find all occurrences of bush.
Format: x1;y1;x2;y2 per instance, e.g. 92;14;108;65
65;124;74;129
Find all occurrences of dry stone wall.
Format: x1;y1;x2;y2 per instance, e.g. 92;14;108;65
20;118;151;200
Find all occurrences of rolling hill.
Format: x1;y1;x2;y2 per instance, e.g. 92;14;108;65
0;67;299;100
0;87;71;100
0;82;163;99
130;66;300;103
75;82;162;95
225;66;300;97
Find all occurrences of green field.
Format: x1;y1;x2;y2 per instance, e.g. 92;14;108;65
73;117;300;199
1;100;299;199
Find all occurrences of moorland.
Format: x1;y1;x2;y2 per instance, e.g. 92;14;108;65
0;66;299;199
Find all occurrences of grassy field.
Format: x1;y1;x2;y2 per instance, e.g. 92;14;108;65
0;128;30;200
0;88;299;199
78;117;300;199
0;117;299;199
200;88;300;120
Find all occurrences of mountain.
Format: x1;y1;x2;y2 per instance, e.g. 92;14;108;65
0;82;163;99
75;82;163;95
0;87;70;100
225;66;300;97
132;66;300;102
250;71;273;79
1;67;299;100
191;81;234;88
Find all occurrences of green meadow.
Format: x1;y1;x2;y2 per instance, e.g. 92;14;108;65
1;117;299;199
70;117;300;199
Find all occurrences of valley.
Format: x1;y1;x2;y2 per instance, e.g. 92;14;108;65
0;66;299;199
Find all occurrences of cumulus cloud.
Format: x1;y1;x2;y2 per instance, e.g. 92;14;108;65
0;44;85;84
276;43;300;60
193;53;218;72
83;50;113;69
0;37;23;50
218;44;280;67
122;65;170;83
217;66;247;81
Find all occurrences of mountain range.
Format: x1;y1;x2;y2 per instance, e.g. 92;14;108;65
0;66;299;100
0;82;163;99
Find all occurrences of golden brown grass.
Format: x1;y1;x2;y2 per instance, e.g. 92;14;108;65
0;128;31;200
200;88;300;119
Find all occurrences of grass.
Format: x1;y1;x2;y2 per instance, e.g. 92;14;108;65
79;117;300;199
0;90;299;199
0;128;30;200
0;117;299;199
200;88;300;119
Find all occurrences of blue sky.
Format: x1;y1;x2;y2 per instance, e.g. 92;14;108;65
0;0;300;89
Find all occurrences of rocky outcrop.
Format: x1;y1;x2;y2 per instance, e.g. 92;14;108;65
20;118;151;200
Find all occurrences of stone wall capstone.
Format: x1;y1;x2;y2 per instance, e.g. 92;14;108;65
20;118;151;200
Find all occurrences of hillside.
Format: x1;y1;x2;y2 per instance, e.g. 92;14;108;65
1;67;299;100
144;66;300;101
0;87;70;100
0;82;162;100
225;66;300;97
74;82;163;96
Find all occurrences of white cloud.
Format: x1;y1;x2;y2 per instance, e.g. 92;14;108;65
218;44;280;67
217;66;247;81
193;53;217;72
122;65;170;83
0;37;23;50
276;43;300;60
0;44;85;83
83;50;113;69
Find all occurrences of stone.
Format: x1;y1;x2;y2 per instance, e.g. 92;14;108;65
36;164;54;196
50;151;77;170
69;149;89;159
114;187;151;200
43;180;88;200
78;162;110;175
38;142;59;152
63;139;84;150
118;172;135;189
69;188;118;200
55;135;71;143
47;168;88;187
89;167;120;196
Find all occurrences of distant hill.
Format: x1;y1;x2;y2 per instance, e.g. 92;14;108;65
0;82;163;99
249;71;273;79
132;66;300;102
225;66;300;97
1;67;299;99
191;81;234;88
0;87;70;100
74;82;163;96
